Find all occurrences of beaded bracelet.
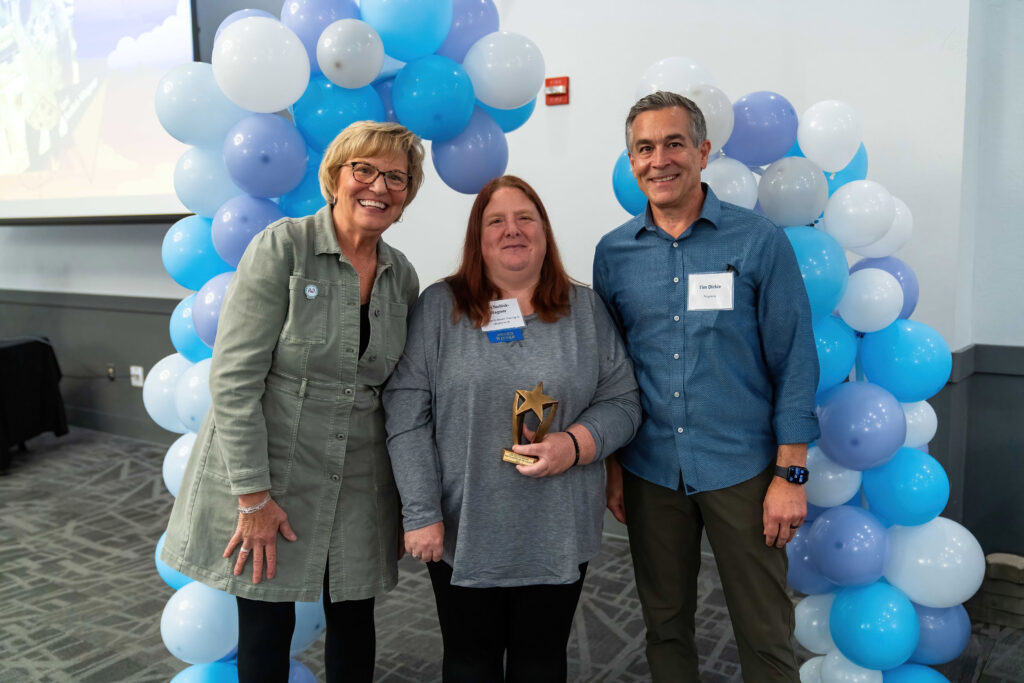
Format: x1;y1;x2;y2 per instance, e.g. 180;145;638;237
238;492;271;515
566;431;581;467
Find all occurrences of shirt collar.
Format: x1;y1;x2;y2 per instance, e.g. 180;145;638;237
312;204;395;267
633;183;722;238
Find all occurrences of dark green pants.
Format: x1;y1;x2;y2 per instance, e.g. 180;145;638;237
622;466;798;683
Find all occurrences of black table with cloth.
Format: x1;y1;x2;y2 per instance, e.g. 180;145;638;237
0;337;68;473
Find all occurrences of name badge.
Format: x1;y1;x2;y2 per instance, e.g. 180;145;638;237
688;272;734;311
482;298;526;343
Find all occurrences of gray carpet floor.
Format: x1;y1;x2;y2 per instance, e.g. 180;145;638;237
0;428;1021;682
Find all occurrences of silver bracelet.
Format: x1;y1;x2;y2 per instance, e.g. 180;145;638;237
238;493;271;515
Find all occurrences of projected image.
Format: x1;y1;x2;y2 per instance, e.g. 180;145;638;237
0;0;193;220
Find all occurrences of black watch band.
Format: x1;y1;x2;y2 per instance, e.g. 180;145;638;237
774;465;809;485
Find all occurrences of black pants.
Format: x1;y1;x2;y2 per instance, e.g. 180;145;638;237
235;569;376;683
427;560;588;683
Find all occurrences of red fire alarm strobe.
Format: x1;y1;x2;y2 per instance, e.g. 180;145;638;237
545;77;569;106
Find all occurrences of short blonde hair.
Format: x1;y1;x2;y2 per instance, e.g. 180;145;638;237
318;121;425;207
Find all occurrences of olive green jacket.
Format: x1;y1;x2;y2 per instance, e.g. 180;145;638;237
163;207;419;603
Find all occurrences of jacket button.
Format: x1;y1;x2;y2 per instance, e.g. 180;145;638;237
330;473;340;482
344;388;353;395
374;308;381;317
336;433;345;440
369;354;377;362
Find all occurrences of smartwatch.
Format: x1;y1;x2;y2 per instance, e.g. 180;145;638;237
774;465;809;485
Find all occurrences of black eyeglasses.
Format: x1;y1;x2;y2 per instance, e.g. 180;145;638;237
343;162;411;191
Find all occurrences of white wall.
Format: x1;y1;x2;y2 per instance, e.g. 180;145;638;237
0;1;975;346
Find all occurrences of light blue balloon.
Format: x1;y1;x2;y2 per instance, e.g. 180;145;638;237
161;581;239;665
612;150;646;216
155;62;248;148
143;353;192;434
280;0;359;75
882;664;949;683
784;226;849;322
292;76;386;152
431;107;507;194
174;147;244;218
281;149;326;218
170;662;239;683
170;294;214;363
156;531;194;590
163;432;196;499
392;55;474;141
162;215;233;291
830;582;920;671
290;596;327;655
361;0;453;62
478;98;536;133
175;358;212;433
813;315;857;393
223;114;308;198
860;320;953;402
863;447;950;527
288;660;316;683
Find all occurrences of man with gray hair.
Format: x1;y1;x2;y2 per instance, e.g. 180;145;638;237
593;91;820;681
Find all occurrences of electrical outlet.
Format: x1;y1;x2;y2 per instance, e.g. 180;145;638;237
129;365;145;388
106;363;116;381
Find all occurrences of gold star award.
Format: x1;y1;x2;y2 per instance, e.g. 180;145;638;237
501;382;559;465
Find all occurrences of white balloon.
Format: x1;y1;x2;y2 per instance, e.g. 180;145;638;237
798;100;863;172
173;147;242;218
175;358;212;433
806;445;862;508
317;19;384;89
160;581;239;664
800;656;825;683
758;156;829;227
702;157;758;209
885;517;986;608
162;431;197;498
823;180;895;249
683;83;733;152
837;268;903;333
795;593;837;654
212;17;310;113
143;353;192;433
851;197;914;258
463;31;545;110
820;650;882;683
635;56;716;101
902;401;938;448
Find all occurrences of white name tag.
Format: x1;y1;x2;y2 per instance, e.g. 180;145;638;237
688;272;735;311
482;298;526;336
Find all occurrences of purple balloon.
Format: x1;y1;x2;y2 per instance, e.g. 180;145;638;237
215;9;275;44
910;603;971;665
212;195;285;267
817;381;906;470
431;108;508;194
807;506;889;586
280;0;359;75
193;272;235;349
372;78;398;123
786;526;836;595
722;91;799;167
435;0;500;63
850;256;920;319
223;114;308;198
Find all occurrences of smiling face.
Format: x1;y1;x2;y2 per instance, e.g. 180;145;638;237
628;107;711;213
480;186;548;286
331;150;409;239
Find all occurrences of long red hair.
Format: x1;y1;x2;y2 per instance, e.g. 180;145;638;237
446;175;572;327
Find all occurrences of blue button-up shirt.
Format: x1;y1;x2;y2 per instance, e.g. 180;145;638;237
593;186;820;493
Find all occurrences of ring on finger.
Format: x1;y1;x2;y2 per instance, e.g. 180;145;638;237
239;547;252;555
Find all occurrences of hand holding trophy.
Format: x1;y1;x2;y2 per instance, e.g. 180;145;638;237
501;382;558;466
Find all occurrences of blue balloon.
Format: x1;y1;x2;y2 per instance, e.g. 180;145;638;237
863;448;950;527
882;664;948;683
436;0;499;62
155;62;248;148
215;9;276;44
223;114;308;198
830;582;919;671
813;315;858;393
290;597;327;655
292;76;386;152
174;147;243;218
478;98;536;133
860;321;953;402
817;381;906;470
361;0;453;62
281;149;326;218
156;531;194;591
612;150;647;216
786;526;836;595
212;195;285;267
809;506;889;586
431;107;507;194
193;272;235;349
288;660;316;683
170;662;239;683
910;603;970;665
722;91;799;167
392;55;474;141
851;256;920;320
372;78;398;123
162;216;233;290
280;0;359;75
784;227;848;322
170;294;214;363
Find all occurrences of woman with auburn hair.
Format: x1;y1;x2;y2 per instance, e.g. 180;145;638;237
384;175;641;682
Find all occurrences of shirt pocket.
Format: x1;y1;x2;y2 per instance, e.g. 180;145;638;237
280;276;329;345
383;300;409;371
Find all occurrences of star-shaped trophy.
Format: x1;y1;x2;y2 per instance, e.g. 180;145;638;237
501;382;559;465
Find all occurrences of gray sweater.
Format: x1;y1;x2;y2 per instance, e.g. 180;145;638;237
384;282;641;587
